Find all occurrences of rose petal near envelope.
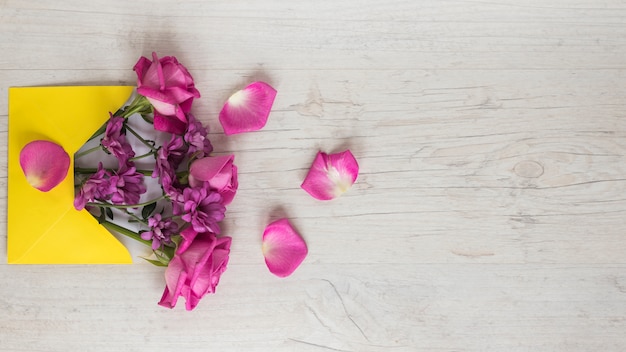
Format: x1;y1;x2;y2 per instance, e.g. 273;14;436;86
7;86;135;264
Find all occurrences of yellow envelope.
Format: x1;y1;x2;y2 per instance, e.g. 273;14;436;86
8;86;135;264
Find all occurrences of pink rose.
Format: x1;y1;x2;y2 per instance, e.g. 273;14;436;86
158;232;231;311
188;155;238;205
134;52;200;134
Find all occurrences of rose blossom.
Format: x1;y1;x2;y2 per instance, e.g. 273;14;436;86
134;52;200;134
188;155;238;205
158;233;232;310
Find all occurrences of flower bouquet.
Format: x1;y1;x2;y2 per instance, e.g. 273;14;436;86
12;52;360;310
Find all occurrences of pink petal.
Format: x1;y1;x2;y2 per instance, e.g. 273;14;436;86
133;56;152;87
153;112;187;135
188;155;234;189
19;140;70;192
219;81;277;135
262;218;307;277
301;150;359;200
177;227;200;254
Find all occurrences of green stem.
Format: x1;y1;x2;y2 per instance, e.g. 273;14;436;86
74;167;100;174
129;150;156;161
100;221;152;247
125;210;148;225
140;114;154;124
86;195;167;209
86;95;151;142
126;125;158;152
75;167;154;176
137;169;154;176
74;145;103;159
87;124;107;143
121;95;152;118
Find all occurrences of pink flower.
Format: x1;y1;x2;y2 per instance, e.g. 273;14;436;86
188;155;238;205
141;213;179;250
174;187;225;234
301;150;359;200
158;233;231;311
101;115;134;165
109;164;147;206
184;113;213;157
74;163;115;210
134;52;200;134
152;135;187;196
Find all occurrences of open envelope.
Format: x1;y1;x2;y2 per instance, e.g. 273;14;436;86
8;86;135;264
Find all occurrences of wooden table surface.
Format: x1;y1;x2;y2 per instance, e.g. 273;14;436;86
1;1;625;351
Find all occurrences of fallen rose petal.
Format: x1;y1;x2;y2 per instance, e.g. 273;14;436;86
19;140;70;192
219;81;277;135
301;150;359;200
262;218;307;277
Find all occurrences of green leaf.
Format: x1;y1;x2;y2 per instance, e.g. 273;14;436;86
160;245;176;261
87;121;107;142
142;202;157;219
105;207;114;220
140;257;168;267
97;207;106;224
140;114;154;124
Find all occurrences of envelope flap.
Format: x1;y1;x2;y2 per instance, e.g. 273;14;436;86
8;86;135;264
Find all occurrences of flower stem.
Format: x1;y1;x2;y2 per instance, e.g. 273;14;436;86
75;167;154;176
126;125;158;152
100;220;152;247
74;145;103;159
129;150;156;161
86;195;168;209
125;210;148;225
87;124;107;142
121;95;152;118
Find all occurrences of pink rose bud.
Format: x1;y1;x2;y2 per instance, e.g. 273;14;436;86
134;52;200;134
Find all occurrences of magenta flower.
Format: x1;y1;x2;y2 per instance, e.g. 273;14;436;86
184;113;213;157
219;81;277;135
141;213;179;250
109;164;147;205
188;155;238;205
153;135;187;196
101;115;134;165
262;218;308;277
159;233;231;310
301;150;359;200
175;187;225;234
19;140;70;192
134;52;200;134
74;163;115;210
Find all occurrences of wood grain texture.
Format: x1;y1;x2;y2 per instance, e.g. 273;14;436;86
1;1;625;351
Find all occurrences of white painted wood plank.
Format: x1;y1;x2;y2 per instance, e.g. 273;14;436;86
0;0;625;351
